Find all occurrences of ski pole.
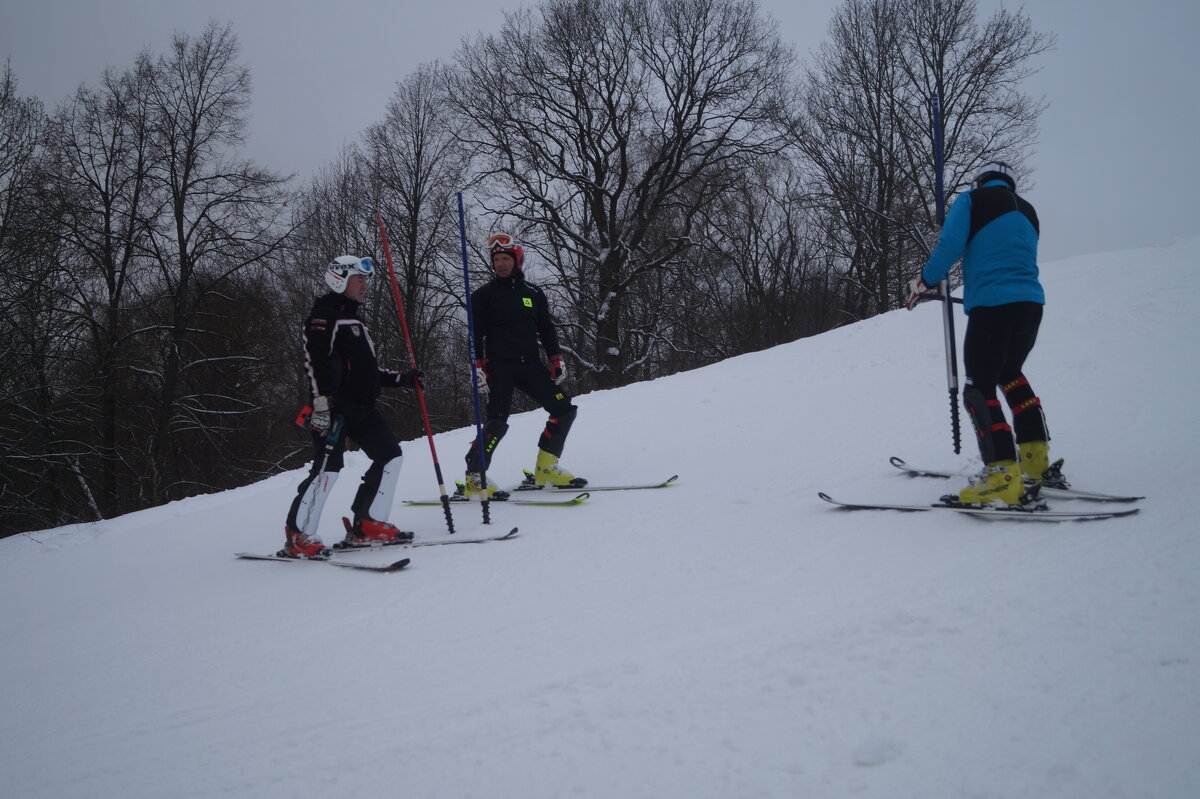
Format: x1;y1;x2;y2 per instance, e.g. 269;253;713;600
931;92;962;454
457;192;491;524
375;211;456;534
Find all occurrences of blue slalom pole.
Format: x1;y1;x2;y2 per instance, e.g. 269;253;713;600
457;192;491;523
931;92;962;454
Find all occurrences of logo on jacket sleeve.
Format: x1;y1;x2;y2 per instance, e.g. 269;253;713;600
522;297;534;308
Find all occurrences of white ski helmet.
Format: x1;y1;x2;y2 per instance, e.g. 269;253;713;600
324;255;374;293
975;160;1016;190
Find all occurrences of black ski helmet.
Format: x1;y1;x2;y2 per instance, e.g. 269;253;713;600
975;161;1016;190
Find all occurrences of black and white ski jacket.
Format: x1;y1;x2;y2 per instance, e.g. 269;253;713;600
303;293;409;404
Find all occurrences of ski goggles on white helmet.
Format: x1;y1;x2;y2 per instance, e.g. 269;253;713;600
332;255;374;275
324;255;375;293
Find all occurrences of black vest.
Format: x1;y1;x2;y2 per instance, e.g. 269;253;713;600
967;185;1039;245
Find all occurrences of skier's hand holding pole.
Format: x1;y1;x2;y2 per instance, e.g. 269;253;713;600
310;395;332;432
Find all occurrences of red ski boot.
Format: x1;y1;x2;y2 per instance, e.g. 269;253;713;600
338;517;415;548
278;525;332;560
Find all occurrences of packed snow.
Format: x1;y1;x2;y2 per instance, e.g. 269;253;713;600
2;239;1198;798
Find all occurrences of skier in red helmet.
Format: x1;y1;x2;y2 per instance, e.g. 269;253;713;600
462;233;584;498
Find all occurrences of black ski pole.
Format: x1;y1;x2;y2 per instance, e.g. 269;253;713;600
457;192;491;524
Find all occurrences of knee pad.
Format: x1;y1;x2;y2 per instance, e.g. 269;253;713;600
548;405;577;430
1002;375;1048;443
963;384;1009;464
367;455;403;521
292;471;339;536
540;405;577;456
468;420;509;470
483;418;510;441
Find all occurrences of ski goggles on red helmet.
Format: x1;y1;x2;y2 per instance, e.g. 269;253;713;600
487;233;516;253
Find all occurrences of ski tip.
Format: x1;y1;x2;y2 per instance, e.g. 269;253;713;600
888;456;907;468
387;558;412;571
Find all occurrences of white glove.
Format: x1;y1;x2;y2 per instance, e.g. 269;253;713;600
905;277;930;311
473;360;490;395
310;395;332;432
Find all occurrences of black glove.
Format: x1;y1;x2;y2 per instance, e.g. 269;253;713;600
399;369;424;389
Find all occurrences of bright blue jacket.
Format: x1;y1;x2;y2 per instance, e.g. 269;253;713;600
920;179;1044;313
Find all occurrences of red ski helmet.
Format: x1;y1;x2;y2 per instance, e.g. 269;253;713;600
487;233;524;271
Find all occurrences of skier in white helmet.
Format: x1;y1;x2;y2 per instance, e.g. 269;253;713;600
906;160;1065;507
281;255;423;559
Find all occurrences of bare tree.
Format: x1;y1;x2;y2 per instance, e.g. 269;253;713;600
693;158;841;354
364;63;476;432
0;63;43;259
795;0;1051;316
140;22;292;502
0;65;82;533
896;0;1053;227
450;0;795;388
36;56;163;515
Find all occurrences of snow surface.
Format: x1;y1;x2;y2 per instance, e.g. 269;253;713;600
3;239;1199;799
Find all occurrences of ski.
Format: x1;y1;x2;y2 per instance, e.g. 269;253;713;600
235;553;411;572
512;472;679;492
403;492;589;507
818;492;1139;522
335;527;520;550
889;456;1144;503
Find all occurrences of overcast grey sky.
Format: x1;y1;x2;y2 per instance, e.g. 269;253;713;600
3;0;1198;262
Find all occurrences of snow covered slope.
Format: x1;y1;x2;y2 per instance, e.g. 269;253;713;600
2;239;1198;799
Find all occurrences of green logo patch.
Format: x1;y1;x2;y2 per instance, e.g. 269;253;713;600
522;297;533;308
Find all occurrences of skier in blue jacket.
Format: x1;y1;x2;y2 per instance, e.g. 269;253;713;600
906;161;1065;506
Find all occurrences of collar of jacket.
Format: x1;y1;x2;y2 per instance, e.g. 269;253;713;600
324;291;360;313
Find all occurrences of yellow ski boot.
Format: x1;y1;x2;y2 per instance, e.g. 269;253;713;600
1018;440;1069;489
459;472;509;501
949;460;1026;507
533;450;587;488
1018;441;1050;482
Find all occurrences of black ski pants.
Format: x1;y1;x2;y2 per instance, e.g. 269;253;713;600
962;301;1049;464
287;400;404;526
466;360;576;471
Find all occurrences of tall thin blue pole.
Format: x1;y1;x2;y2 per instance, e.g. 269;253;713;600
457;192;491;523
931;92;962;454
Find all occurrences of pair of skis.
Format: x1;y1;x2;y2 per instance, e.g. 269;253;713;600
235;527;520;572
402;474;678;507
820;458;1142;522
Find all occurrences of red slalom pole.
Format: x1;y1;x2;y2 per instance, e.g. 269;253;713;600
376;211;456;534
